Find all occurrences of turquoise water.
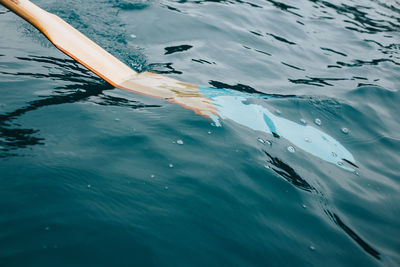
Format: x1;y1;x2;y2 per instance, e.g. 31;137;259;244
1;0;400;266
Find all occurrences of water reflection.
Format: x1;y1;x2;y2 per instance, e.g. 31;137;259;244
336;58;400;68
0;126;43;156
265;0;302;17
164;44;193;55
164;0;399;90
0;55;160;155
289;77;349;87
313;0;400;33
326;210;381;259
266;33;297;45
264;148;380;259
264;150;315;192
147;62;183;74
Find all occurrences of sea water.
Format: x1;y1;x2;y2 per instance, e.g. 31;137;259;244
0;0;399;266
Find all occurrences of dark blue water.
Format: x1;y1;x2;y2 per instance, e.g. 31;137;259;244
1;0;399;266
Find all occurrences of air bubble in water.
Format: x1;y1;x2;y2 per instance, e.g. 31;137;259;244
150;174;155;178
332;152;337;158
300;119;307;125
304;137;311;143
287;146;296;153
177;139;184;145
314;118;322;126
309;245;315;251
169;164;174;168
276;110;281;115
257;138;265;144
341;127;349;134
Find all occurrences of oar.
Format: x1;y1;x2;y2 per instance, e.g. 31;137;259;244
0;0;217;117
0;1;360;170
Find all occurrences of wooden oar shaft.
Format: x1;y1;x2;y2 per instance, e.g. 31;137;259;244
0;0;43;29
0;0;137;87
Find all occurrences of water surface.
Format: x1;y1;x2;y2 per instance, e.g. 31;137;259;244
0;0;399;266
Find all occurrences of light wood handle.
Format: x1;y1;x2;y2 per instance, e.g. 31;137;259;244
0;0;47;30
0;0;139;87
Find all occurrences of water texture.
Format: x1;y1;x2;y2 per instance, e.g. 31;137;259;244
0;0;399;266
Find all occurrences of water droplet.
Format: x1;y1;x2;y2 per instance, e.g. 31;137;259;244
341;127;349;134
309;245;315;251
169;164;174;168
314;118;322;126
302;204;307;209
304;137;311;143
177;139;184;145
300;119;307;125
287;146;296;153
257;138;265;144
331;152;337;158
276;109;281;115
